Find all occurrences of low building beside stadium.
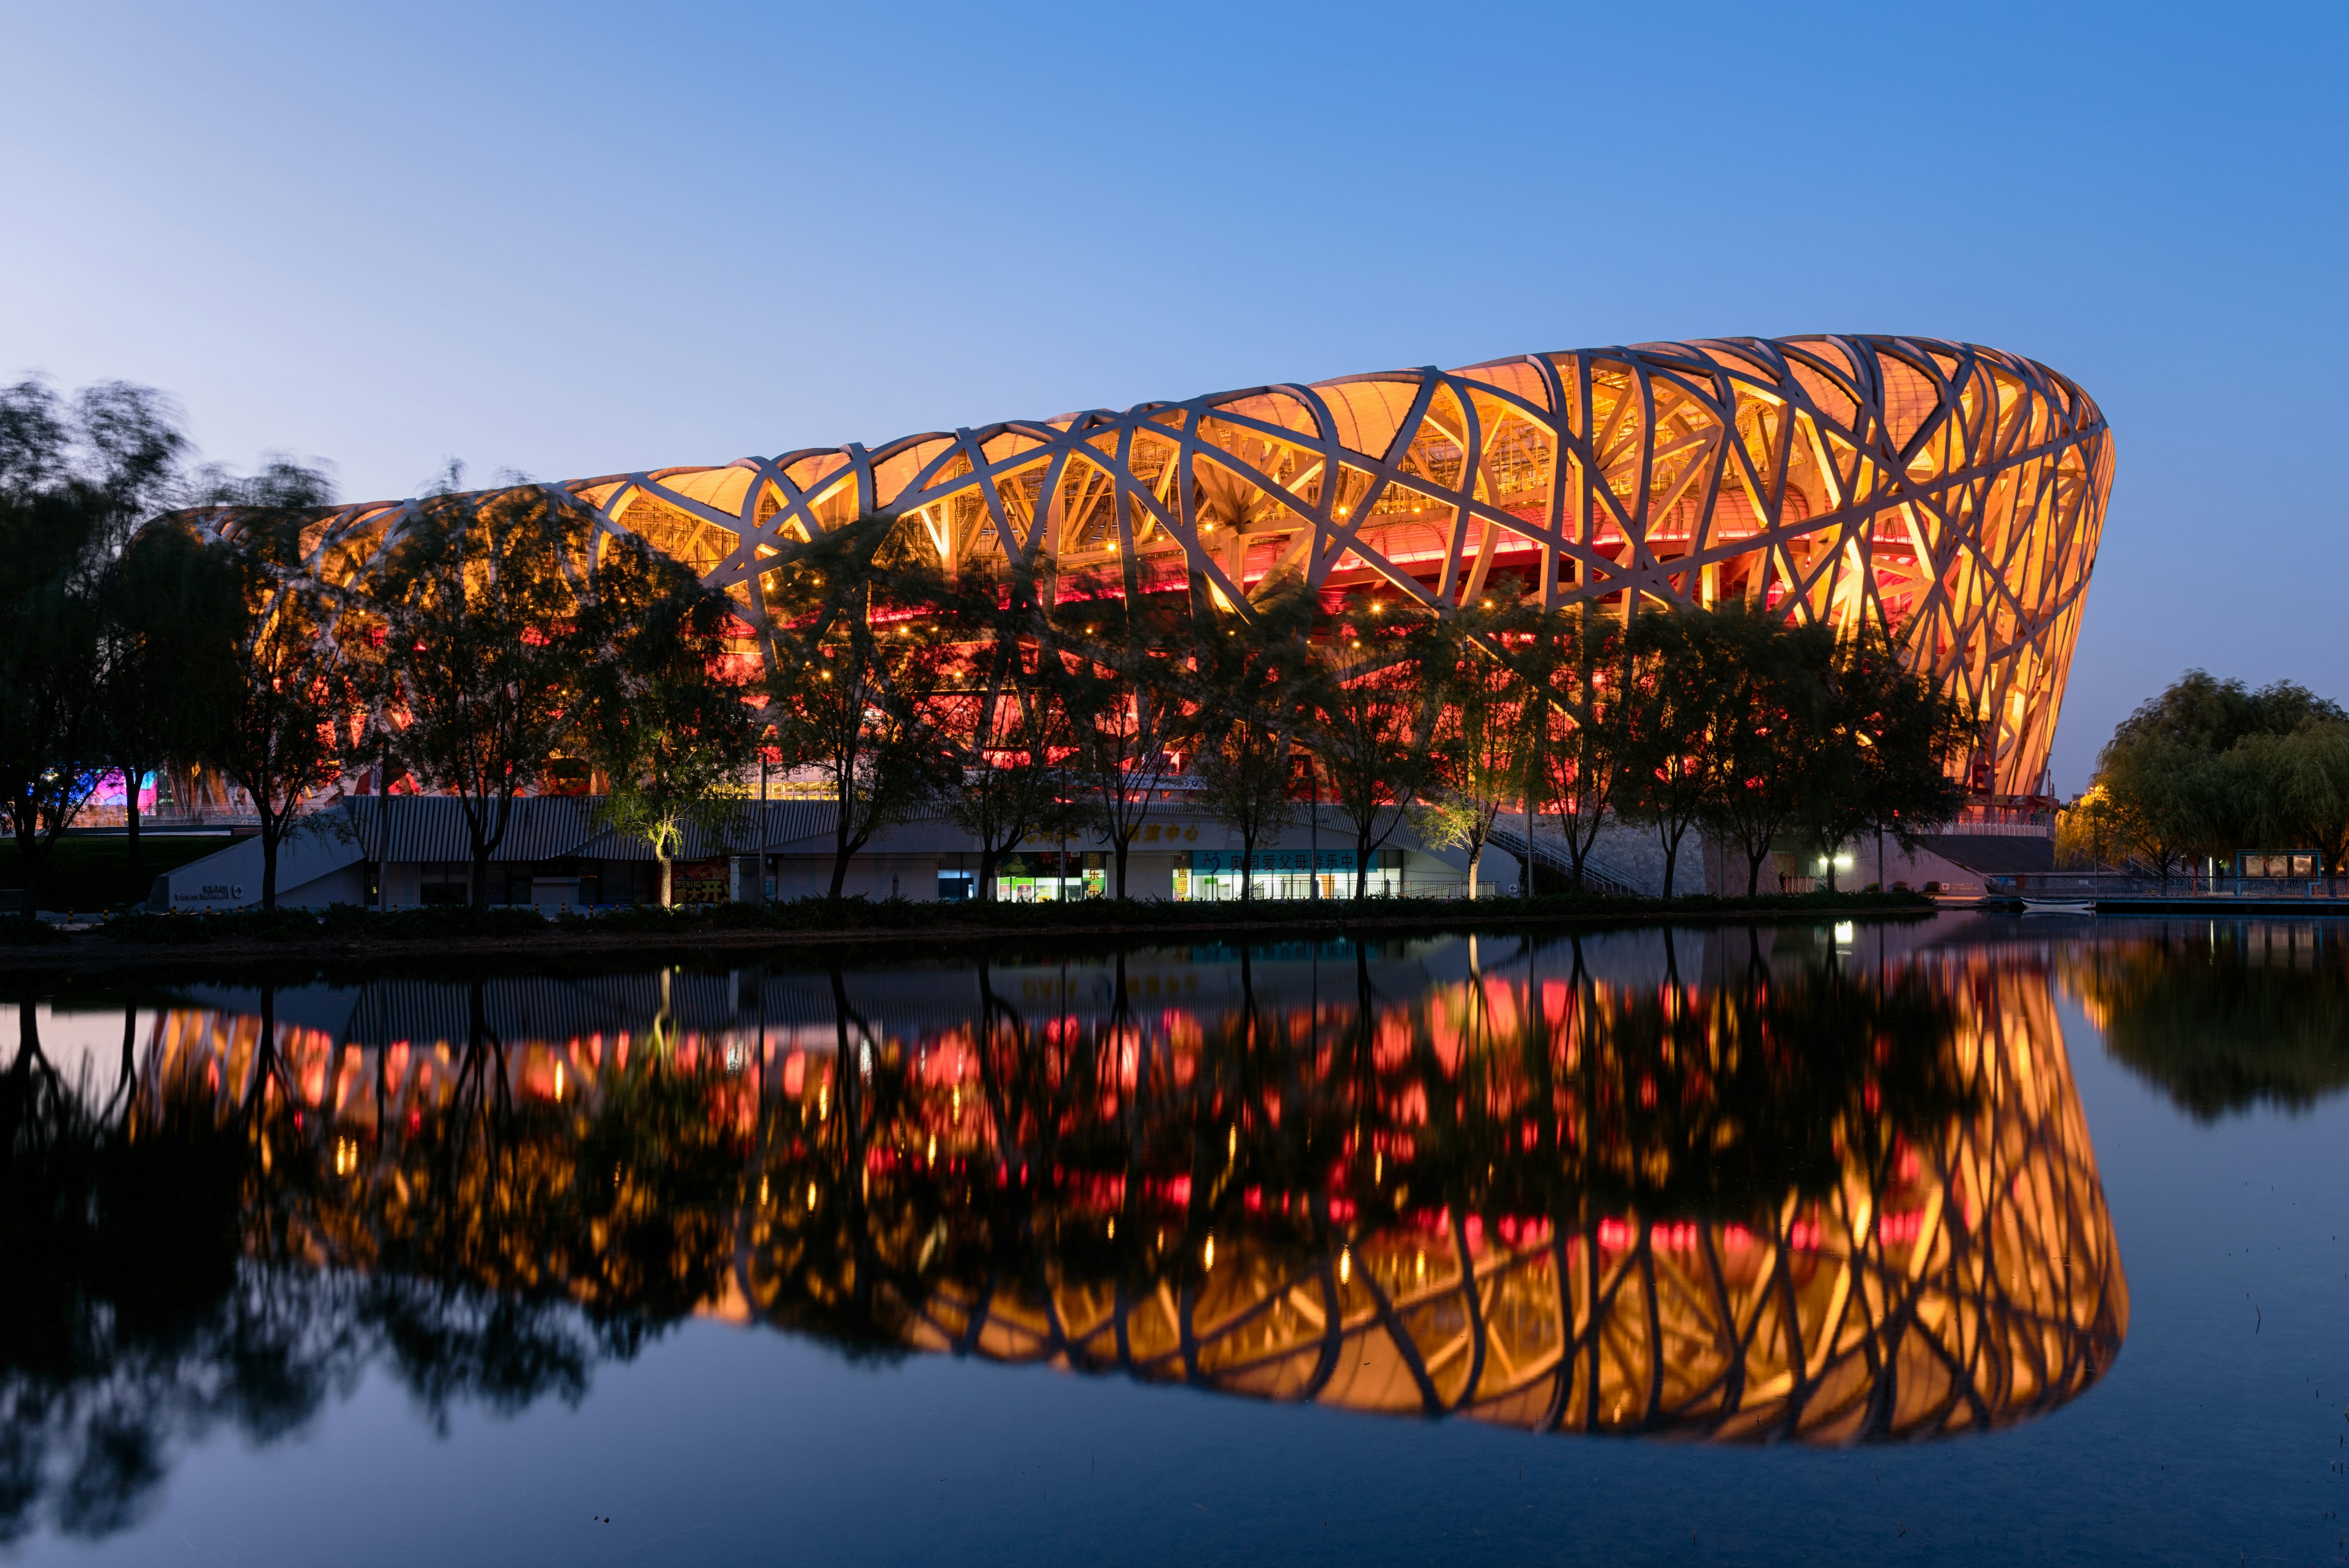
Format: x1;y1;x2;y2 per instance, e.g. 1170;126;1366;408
152;797;1456;912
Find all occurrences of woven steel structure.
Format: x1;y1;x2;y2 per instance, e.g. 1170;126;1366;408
215;334;2110;801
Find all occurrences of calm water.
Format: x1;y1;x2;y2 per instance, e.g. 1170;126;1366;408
4;915;2347;1565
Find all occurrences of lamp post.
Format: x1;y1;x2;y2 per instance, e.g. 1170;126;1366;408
1308;751;1321;902
376;738;392;914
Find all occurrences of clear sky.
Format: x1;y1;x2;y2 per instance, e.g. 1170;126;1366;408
3;0;2340;789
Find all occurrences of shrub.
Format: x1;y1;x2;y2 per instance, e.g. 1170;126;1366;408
0;915;66;946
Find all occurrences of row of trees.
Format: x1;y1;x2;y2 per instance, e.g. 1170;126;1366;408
1400;597;1971;900
752;519;1974;905
2062;671;2349;890
1;376;1975;913
1;378;228;913
0;379;753;912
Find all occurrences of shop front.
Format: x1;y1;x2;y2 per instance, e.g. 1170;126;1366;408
995;850;1107;902
1174;849;1399;901
670;857;732;904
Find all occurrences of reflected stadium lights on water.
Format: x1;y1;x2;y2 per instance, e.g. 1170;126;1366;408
75;926;2126;1447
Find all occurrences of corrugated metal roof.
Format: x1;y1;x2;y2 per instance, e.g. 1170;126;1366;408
335;796;601;863
570;800;842;861
324;797;852;863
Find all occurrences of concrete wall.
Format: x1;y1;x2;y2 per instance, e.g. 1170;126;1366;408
1586;820;1713;897
280;864;369;909
768;854;940;902
1704;833;2046;897
1115;850;1183;898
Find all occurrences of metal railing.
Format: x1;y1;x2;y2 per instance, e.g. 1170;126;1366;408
1486;822;1646;899
1401;880;1503;901
1992;871;2347;901
1932;817;2056;839
1778;875;1985;896
64;811;255;833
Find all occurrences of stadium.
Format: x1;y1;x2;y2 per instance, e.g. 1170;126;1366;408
161;335;2112;909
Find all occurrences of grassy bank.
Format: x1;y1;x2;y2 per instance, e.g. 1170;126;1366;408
1;832;234;913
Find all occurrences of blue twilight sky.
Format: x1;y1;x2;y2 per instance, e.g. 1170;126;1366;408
2;0;2341;789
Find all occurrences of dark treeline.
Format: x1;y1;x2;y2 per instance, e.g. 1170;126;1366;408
0;380;749;913
4;376;1975;921
1;379;205;915
2062;670;2349;888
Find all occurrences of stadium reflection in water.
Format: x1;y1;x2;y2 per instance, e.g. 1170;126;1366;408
4;924;2128;1538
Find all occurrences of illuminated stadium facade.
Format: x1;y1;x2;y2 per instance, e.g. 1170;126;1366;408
160;335;2110;907
253;333;2109;794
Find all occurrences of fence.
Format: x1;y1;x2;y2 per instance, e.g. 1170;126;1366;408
1934;816;2056;839
65;810;255;833
1778;875;1986;897
1180;877;1499;903
1995;871;2346;901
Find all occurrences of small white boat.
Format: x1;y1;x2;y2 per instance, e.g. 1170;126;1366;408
2021;897;2096;915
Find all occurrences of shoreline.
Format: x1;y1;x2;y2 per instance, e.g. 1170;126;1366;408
0;891;1940;978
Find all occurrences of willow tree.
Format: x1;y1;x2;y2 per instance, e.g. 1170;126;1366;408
100;522;229;880
2088;671;2347;888
2233;721;2349;894
765;517;953;902
1189;582;1314;904
0;378;187;914
0;485;107;915
582;544;760;906
2087;732;2221;888
1052;576;1198;899
368;485;612;906
197;486;365;910
1301;609;1438;902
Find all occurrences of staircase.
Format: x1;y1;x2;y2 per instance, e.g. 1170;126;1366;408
1486;821;1646;899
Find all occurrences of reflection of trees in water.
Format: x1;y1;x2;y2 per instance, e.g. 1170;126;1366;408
744;944;1976;1351
738;939;2121;1443
0;982;745;1544
2065;922;2349;1118
4;936;2135;1539
1;1005;356;1545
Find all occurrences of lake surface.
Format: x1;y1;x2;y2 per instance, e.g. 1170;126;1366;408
4;914;2347;1564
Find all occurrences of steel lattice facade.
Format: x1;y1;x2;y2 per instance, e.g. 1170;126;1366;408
261;335;2110;795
